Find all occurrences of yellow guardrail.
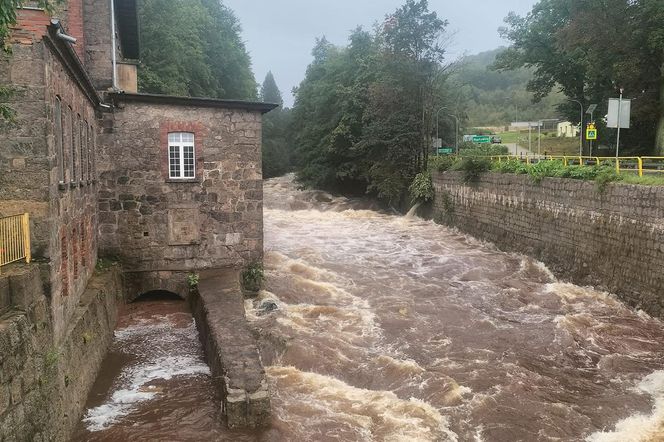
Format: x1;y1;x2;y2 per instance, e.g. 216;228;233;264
475;155;664;177
0;213;31;274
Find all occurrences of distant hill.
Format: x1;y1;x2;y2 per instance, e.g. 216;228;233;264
452;48;564;127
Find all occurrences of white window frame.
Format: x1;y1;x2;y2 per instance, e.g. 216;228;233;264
168;132;196;179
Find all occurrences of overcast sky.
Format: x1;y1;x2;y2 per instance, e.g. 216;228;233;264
223;0;538;106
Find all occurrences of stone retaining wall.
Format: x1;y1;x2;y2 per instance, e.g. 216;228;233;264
0;264;122;441
189;269;270;429
433;171;664;316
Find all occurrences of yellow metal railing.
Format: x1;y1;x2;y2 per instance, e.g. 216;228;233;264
0;213;31;273
467;155;664;178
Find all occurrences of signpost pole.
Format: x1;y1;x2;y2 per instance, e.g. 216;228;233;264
538;120;541;157
616;89;623;158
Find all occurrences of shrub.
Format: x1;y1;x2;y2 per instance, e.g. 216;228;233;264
452;157;491;182
241;261;264;294
594;166;622;191
409;171;434;203
492;159;528;174
428;155;457;172
527;160;566;183
187;272;200;288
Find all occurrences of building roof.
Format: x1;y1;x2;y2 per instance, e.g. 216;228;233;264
115;0;139;59
110;92;280;114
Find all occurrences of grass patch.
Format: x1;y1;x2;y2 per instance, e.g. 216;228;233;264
620;174;664;186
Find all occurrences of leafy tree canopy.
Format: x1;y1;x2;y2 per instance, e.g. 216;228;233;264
138;0;256;100
494;0;664;153
291;0;450;205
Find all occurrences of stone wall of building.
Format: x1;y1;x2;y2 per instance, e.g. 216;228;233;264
97;98;264;279
1;14;102;342
0;264;122;442
432;172;664;316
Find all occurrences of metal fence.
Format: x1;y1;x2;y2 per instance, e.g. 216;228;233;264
0;213;31;273
484;155;664;177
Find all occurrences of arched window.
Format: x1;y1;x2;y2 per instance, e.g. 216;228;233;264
168;132;195;179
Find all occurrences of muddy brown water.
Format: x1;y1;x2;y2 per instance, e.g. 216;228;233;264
75;175;664;441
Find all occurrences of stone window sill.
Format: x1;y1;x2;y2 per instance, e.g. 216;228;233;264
166;179;201;184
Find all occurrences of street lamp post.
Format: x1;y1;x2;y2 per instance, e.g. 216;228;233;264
568;99;584;156
435;106;446;153
448;114;460;155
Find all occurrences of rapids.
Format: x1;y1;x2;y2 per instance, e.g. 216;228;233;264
74;175;664;441
248;175;664;441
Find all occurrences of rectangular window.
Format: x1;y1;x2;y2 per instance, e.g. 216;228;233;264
70;107;76;183
55;97;64;183
80;118;87;183
168;132;196;179
77;114;82;183
86;123;92;181
91;126;96;181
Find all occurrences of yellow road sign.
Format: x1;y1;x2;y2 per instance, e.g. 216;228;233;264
586;123;597;140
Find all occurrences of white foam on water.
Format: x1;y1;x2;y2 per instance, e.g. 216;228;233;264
268;366;459;442
586;370;664;442
83;319;211;432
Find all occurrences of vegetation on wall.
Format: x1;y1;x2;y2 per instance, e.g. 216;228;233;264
494;0;664;154
137;0;256;99
291;0;451;205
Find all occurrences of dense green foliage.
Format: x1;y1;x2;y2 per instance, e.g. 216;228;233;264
291;0;450;205
408;171;434;203
138;0;256;99
451;49;564;126
260;72;293;178
494;0;664;154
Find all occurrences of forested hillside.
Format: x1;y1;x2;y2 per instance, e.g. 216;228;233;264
451;48;563;127
137;0;257;99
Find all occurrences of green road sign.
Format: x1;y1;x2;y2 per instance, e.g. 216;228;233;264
437;147;454;155
472;135;491;144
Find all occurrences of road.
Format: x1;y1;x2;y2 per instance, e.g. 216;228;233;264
505;142;536;157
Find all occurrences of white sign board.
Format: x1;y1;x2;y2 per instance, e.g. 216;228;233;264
607;98;631;129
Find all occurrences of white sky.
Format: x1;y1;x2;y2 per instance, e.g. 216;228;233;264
223;0;538;106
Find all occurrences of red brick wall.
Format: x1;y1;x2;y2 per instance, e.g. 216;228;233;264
10;9;51;44
66;0;85;60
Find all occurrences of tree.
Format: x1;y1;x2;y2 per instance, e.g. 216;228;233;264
291;1;450;205
260;71;283;105
138;0;256;99
260;72;291;178
494;0;664;154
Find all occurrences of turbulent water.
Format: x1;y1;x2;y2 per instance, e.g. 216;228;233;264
249;175;664;441
75;175;664;441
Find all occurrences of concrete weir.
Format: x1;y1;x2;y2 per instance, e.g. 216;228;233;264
189;269;271;429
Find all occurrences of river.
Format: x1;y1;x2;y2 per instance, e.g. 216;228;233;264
75;175;664;441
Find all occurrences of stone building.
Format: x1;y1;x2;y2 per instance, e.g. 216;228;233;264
0;0;275;439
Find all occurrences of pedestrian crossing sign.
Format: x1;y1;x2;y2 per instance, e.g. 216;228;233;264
586;124;597;140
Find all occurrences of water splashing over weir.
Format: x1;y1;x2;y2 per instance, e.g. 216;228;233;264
246;175;664;441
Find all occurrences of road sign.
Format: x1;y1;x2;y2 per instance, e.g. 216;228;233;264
438;147;454;155
607;98;631;129
472;135;491;144
586;124;597;140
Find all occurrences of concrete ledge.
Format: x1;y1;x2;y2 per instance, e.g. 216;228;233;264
189;269;270;429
